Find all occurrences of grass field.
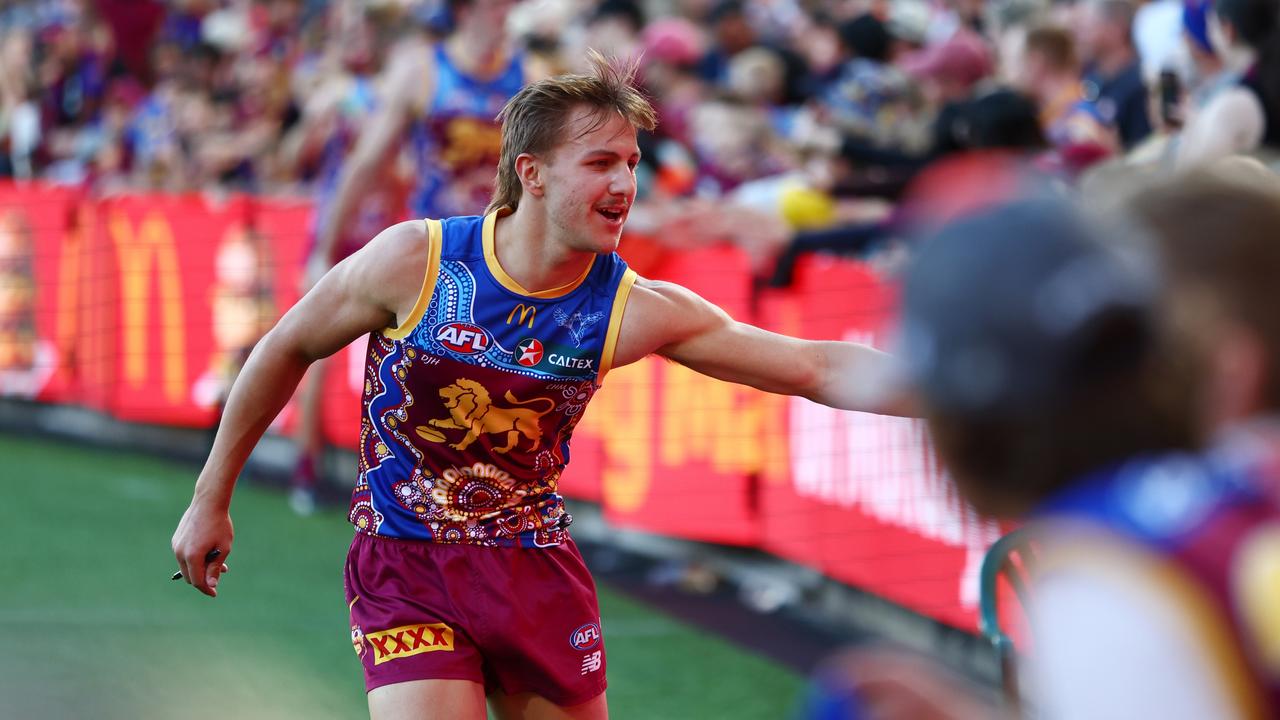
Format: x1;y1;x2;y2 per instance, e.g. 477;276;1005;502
0;432;803;719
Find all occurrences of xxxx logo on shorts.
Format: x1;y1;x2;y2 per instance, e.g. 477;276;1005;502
366;622;455;665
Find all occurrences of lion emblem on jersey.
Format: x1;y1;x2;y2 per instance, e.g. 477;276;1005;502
416;378;555;453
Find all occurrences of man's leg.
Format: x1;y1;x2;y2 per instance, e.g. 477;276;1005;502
368;678;488;720
289;358;328;514
490;689;608;720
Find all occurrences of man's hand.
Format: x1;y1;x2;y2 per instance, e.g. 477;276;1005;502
171;500;234;597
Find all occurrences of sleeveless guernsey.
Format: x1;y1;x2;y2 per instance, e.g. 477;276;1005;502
348;211;636;548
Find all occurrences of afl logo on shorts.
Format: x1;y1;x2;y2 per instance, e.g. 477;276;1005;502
570;622;602;651
435;323;491;354
516;338;544;367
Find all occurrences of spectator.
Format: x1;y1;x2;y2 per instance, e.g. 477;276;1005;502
1175;0;1280;167
1077;0;1154;148
1013;24;1117;171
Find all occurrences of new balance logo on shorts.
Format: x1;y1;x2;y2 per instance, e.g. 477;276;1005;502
581;650;603;675
366;622;455;665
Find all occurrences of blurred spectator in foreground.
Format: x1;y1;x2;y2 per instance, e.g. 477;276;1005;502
805;182;1280;717
1125;161;1280;482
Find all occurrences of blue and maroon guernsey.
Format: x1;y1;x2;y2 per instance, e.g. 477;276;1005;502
348;210;636;547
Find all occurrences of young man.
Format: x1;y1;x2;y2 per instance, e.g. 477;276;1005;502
291;0;529;512
171;54;902;719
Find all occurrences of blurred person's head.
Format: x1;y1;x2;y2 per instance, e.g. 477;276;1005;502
489;52;657;251
950;88;1049;150
1124;163;1280;431
838;13;892;63
888;0;933;53
1015;24;1080;98
727;46;787;105
708;0;757;56
1075;0;1137;65
791;14;845;76
150;37;184;84
1210;0;1280;66
450;0;519;52
901;30;994;105
900;195;1202;517
585;0;645;58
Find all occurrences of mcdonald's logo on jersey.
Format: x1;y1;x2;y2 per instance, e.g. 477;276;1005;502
507;303;537;328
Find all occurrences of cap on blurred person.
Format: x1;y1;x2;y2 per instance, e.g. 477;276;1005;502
887;0;933;48
899;197;1158;418
900;30;994;90
642;17;705;67
1183;0;1215;55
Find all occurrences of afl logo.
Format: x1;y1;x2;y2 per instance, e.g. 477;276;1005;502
435;323;491;354
516;338;544;367
570;622;601;651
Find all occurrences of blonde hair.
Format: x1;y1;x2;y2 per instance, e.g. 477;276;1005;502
487;51;657;213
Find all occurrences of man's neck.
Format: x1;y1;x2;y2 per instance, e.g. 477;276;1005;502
493;205;596;293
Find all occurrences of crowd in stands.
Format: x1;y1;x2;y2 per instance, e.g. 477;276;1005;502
3;0;1279;277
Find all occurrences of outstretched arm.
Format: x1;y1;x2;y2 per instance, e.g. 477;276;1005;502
611;278;912;415
171;221;430;596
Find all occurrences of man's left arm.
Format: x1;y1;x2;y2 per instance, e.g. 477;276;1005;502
613;278;913;416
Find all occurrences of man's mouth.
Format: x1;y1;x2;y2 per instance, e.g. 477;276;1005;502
596;206;626;223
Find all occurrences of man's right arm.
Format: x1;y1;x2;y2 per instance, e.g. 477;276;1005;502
172;220;431;596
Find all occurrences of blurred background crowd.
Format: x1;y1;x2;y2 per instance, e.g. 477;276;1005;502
4;0;1277;280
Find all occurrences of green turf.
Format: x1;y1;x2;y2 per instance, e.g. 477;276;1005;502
0;433;802;719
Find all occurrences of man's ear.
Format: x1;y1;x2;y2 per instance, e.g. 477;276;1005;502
515;153;544;198
1206;322;1267;430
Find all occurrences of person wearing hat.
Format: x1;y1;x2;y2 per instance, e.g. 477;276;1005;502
806;193;1280;717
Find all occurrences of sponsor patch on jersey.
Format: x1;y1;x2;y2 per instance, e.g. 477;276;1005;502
435;323;491;355
516;338;544;367
366;622;455;665
512;338;594;376
570;622;602;651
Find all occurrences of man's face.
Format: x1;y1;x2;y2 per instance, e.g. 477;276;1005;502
535;106;640;254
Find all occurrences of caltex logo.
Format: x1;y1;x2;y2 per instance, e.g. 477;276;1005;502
516;338;544;367
435;323;491;354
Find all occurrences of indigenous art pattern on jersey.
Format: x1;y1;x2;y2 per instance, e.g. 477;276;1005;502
349;213;635;547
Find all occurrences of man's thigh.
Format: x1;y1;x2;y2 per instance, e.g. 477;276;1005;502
368;678;487;720
490;689;608;720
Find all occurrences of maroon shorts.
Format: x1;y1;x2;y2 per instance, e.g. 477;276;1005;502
343;532;607;706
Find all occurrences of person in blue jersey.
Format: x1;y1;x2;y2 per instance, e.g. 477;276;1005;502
292;0;528;511
172;53;906;720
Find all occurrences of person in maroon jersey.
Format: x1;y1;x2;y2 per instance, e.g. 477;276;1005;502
172;52;907;720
